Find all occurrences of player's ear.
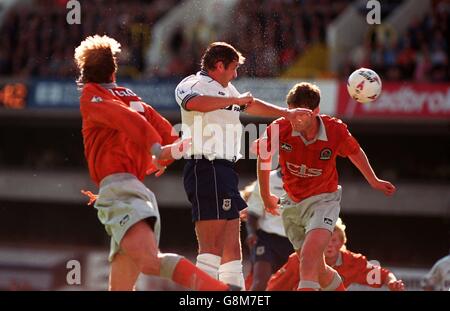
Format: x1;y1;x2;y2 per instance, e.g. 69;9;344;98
215;61;225;72
313;107;320;115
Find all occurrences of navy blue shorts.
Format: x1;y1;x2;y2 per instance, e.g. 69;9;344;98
183;158;247;222
251;229;294;273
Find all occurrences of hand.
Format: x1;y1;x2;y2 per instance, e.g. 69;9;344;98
286;108;313;123
246;233;258;250
387;279;405;291
151;155;167;177
159;137;192;161
370;178;396;196
239;208;249;222
262;193;280;216
236;92;254;106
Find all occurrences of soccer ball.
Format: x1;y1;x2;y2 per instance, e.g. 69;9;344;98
347;68;382;103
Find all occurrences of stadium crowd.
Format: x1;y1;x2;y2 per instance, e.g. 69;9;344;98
0;0;448;81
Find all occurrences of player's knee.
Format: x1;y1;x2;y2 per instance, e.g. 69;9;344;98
139;253;160;275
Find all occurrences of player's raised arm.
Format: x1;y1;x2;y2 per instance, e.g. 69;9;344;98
245;98;312;123
183;94;253;112
348;147;396;196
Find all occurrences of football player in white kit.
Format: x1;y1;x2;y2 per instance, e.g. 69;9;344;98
175;42;311;288
422;251;450;291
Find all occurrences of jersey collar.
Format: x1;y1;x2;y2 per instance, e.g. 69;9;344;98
334;251;343;267
292;115;328;145
100;82;118;89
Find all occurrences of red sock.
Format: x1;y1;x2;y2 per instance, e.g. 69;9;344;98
335;283;346;291
171;258;229;291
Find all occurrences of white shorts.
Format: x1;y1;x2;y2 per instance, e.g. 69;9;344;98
94;173;161;262
281;186;342;250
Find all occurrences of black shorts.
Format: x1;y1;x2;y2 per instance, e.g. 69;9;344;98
183;158;247;222
251;229;294;273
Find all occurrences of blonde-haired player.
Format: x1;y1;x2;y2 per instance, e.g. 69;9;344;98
76;34;238;291
267;218;405;291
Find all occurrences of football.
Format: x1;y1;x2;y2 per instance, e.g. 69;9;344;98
347;68;382;103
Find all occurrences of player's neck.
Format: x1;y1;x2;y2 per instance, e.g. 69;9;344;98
208;71;229;87
301;116;319;141
325;255;338;266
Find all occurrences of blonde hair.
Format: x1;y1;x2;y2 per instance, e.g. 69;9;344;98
74;35;122;86
334;218;347;249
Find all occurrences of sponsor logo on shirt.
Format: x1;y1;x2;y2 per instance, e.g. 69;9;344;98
286;162;322;177
218;91;225;96
90;96;103;103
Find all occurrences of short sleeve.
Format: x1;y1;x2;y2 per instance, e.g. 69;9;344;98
337;124;360;157
175;76;202;111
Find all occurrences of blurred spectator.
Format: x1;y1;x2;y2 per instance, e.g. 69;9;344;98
0;0;180;79
346;0;449;81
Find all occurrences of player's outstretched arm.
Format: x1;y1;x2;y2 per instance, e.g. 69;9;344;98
185;95;253;112
348;147;396;196
245;98;312;122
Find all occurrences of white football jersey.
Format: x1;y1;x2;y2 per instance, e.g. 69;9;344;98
423;255;450;291
247;170;287;237
175;71;244;161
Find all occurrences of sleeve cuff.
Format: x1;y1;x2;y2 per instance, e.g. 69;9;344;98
181;93;199;111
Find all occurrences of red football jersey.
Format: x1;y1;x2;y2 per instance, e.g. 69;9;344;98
80;83;177;186
261;115;360;202
266;250;391;290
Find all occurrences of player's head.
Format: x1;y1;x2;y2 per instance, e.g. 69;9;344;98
286;82;321;111
286;82;321;131
201;42;245;81
74;35;121;86
325;218;347;259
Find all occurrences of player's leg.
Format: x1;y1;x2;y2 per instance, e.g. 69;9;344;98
194;219;226;279
219;218;245;288
298;228;331;290
249;261;272;290
318;262;346;291
109;251;140;291
120;219;230;291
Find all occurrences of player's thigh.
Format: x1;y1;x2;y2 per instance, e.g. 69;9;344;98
195;219;228;254
301;228;332;259
221;218;242;262
120;219;160;273
109;252;141;291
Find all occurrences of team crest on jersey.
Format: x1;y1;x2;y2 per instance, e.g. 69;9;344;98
222;199;232;211
319;148;332;160
281;142;292;152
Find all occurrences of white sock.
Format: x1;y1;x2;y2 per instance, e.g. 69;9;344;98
322;271;343;291
218;260;244;288
196;253;221;279
298;280;321;290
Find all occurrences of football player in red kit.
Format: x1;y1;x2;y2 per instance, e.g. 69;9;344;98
76;34;237;291
256;82;396;291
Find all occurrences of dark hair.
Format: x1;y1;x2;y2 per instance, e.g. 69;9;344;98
201;42;245;71
286;82;321;110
